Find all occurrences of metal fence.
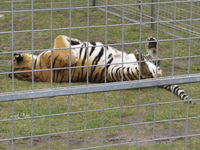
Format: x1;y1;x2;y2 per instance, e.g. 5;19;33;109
97;0;200;46
0;0;200;149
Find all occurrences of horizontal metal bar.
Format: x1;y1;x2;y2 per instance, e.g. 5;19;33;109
1;74;200;102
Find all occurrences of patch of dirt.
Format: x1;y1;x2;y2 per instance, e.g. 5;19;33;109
0;23;11;31
14;14;30;21
4;113;199;149
161;59;199;76
174;59;199;69
9;135;64;149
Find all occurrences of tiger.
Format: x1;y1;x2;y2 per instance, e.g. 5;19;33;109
9;35;193;104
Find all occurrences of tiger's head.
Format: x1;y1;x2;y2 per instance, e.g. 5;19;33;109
9;53;37;81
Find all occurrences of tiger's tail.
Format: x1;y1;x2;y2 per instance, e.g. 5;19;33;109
162;85;194;104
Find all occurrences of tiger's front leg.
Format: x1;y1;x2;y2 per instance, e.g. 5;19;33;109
134;49;162;79
134;49;151;78
45;35;79;68
145;36;160;66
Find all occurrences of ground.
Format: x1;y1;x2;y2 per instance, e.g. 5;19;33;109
0;5;200;150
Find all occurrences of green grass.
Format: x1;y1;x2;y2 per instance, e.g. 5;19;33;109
0;4;200;150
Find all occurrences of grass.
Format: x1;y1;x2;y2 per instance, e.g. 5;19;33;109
0;2;200;150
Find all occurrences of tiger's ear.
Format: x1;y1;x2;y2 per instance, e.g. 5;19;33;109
14;53;23;62
70;40;81;45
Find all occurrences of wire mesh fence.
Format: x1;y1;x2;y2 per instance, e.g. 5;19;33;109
0;0;200;149
97;0;200;46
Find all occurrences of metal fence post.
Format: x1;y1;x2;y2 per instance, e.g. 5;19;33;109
151;0;155;29
93;0;97;6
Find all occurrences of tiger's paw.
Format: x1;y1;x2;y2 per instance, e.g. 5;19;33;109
134;49;144;62
146;36;157;49
184;98;194;104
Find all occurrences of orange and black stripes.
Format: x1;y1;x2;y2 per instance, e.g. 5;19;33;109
9;35;193;103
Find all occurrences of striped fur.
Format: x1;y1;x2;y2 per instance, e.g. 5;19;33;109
144;36;193;104
163;85;192;103
9;35;192;103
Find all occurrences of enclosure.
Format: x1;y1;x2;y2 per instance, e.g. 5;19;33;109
0;0;200;149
